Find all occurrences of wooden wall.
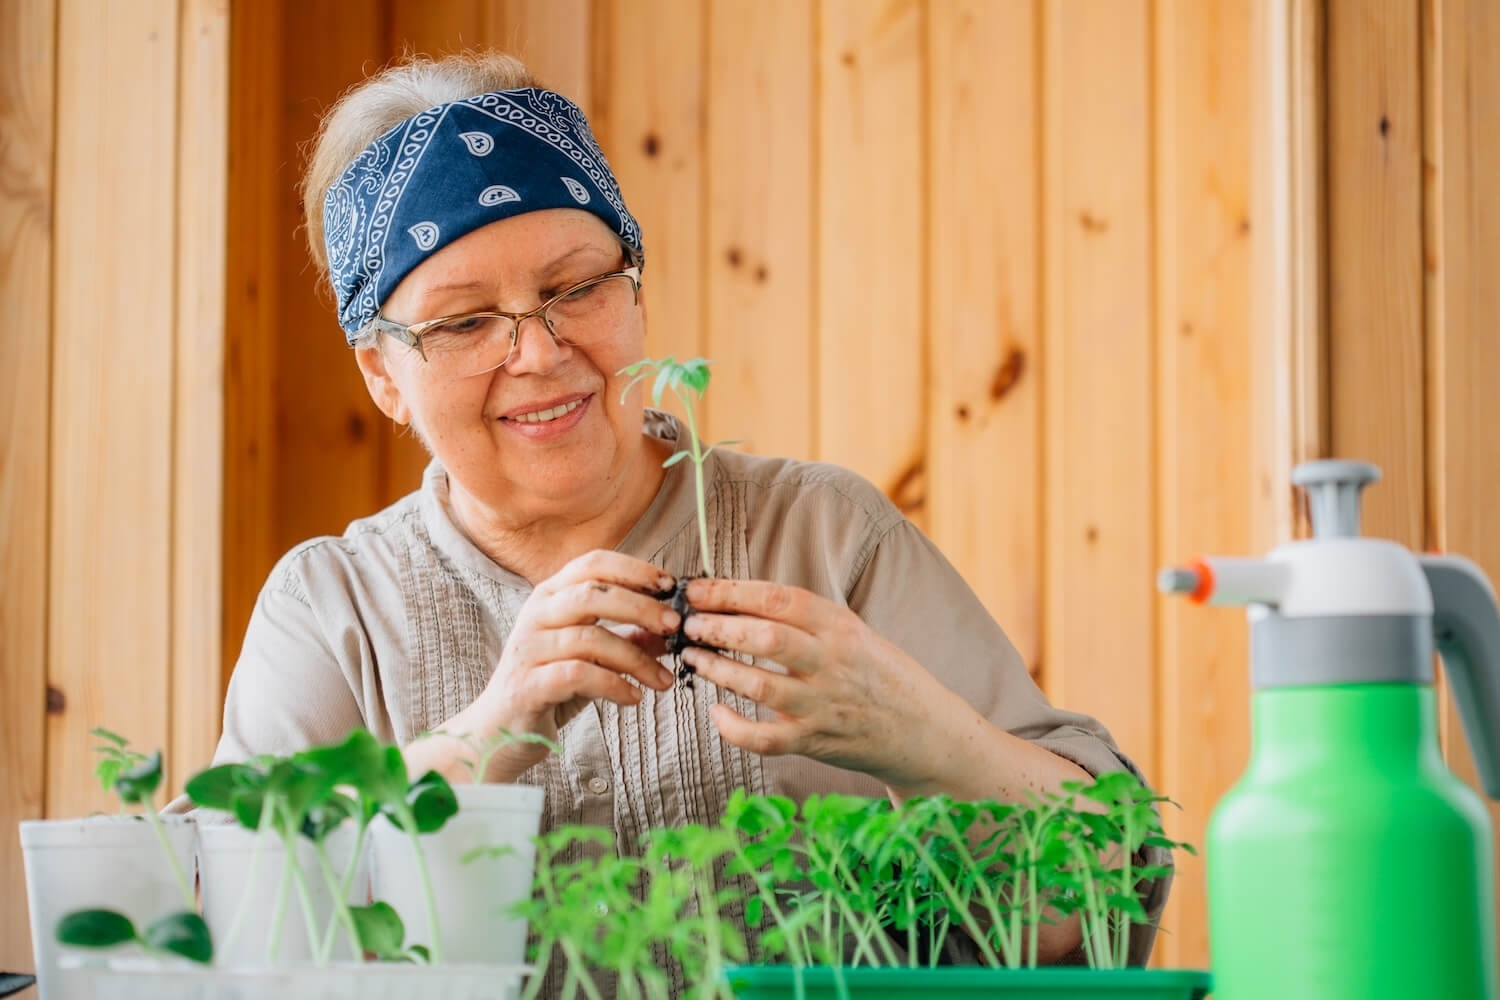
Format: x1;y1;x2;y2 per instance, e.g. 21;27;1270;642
0;0;229;971
2;0;1496;978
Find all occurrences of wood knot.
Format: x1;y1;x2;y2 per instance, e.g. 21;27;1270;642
989;346;1026;402
726;246;744;268
956;404;971;422
840;50;857;68
46;685;66;715
1079;211;1110;234
346;412;367;442
642;132;662;157
887;455;926;516
1238;217;1251;236
1085;524;1100;543
754;265;769;283
1378;115;1390;138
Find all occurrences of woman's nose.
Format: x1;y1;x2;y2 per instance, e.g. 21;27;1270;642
503;314;571;374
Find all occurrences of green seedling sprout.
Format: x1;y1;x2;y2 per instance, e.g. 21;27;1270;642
186;728;459;966
425;726;562;784
517;771;1192;996
619;357;739;577
56;732;210;963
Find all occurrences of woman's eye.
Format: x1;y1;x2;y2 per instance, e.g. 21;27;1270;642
435;315;491;336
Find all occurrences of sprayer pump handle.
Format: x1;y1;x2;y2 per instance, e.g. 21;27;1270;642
1291;460;1382;539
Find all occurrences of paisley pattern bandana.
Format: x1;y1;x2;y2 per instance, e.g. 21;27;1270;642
323;88;644;342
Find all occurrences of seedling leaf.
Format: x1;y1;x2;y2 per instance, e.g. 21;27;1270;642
349;902;406;959
143;912;213;964
113;750;164;805
56;909;136;949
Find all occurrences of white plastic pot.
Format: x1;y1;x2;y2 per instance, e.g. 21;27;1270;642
19;814;197;1000
64;955;530;1000
369;784;545;964
197;821;366;967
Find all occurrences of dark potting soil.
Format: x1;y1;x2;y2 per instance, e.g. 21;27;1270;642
653;576;721;689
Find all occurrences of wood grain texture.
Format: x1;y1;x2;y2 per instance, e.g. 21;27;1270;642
1424;0;1500;956
926;0;1041;672
47;0;179;819
171;0;230;793
1153;0;1254;969
1250;0;1327;555
223;0;283;694
1326;0;1425;547
1041;0;1156;780
497;0;591;110
817;0;925;523
274;2;388;554
704;0;814;456
0;0;55;969
386;0;492;57
594;0;705;424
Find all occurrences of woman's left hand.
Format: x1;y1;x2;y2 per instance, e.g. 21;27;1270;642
679;577;969;796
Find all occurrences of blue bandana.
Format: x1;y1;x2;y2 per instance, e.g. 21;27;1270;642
323;88;644;341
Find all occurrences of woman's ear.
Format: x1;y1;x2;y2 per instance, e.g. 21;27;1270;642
355;345;412;426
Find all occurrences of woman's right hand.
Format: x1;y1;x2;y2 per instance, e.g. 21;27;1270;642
407;550;681;784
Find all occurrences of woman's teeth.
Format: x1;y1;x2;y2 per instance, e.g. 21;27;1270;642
509;399;583;424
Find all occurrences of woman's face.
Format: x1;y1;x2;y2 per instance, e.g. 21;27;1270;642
356;208;653;524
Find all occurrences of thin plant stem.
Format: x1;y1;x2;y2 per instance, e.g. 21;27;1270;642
313;840;363;964
677;394;713;576
267;836;294;964
142;808;196;911
558;939;605;1000
906;836;1003;968
403;818;445;964
318;819;370;961
222;797;275;960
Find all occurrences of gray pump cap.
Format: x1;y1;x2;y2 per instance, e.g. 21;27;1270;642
1291;459;1381;538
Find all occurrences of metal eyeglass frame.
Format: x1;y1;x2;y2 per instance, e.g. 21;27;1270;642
365;264;643;369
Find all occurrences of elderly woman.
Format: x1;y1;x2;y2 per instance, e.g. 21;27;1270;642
212;48;1168;973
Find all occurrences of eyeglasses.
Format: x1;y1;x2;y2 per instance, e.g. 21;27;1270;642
367;265;643;379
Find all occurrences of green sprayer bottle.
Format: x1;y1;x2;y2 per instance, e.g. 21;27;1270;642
1159;459;1500;1000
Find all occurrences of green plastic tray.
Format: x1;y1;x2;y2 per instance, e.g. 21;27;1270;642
722;965;1214;1000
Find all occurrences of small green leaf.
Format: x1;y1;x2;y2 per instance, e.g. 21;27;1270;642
406;943;432;964
184;763;249;812
114;750;163;805
56;909;136;948
406;771;458;833
90;727;129;749
302;792;357;841
661;450;692;468
143;912;213;964
350;902;406;958
678;358;712;394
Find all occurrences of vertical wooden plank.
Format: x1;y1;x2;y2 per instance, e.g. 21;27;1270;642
1424;0;1500;956
926;0;1041;670
1250;0;1327;557
497;0;591;110
591;0;703;425
0;0;55;969
171;0;229;790
704;0;814;456
386;0;489;57
1326;0;1424;546
818;0;926;523
1154;0;1255;971
223;0;282;694
274;2;388;554
1041;0;1156;776
48;0;179;818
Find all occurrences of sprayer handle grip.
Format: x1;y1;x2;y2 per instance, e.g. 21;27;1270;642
1419;554;1500;799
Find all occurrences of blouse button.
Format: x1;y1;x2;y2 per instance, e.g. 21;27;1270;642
586;776;610;795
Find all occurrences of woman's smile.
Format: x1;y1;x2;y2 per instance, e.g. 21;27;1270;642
496;391;593;439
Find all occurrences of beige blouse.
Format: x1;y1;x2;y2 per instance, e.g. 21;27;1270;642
201;410;1171;984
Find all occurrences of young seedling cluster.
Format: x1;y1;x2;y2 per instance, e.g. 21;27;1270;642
55;728;461;967
510;769;1191;999
54;731;208;962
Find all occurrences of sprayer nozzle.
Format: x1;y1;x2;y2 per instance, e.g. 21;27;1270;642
1158;567;1202;595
